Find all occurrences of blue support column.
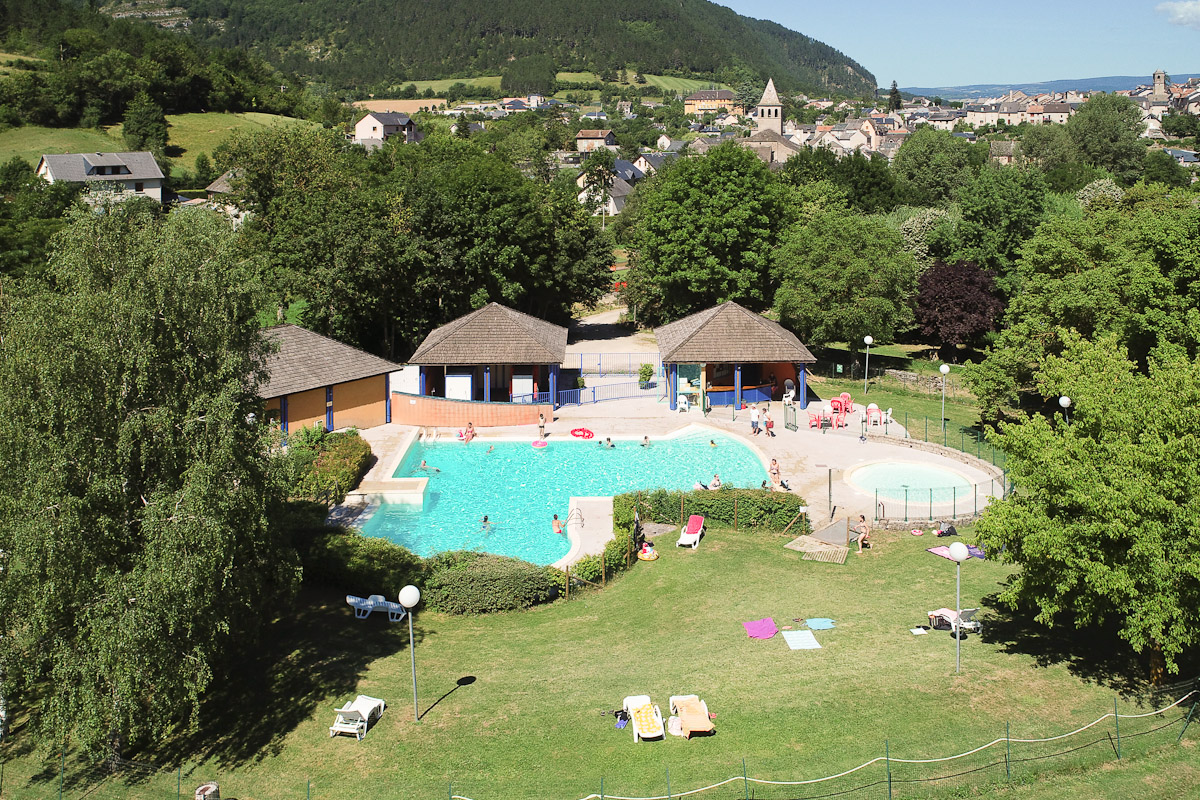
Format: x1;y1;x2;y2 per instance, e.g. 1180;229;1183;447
799;365;809;409
668;363;678;410
549;364;559;408
385;373;392;423
325;386;334;430
734;364;742;409
418;367;426;396
280;396;289;434
483;365;491;402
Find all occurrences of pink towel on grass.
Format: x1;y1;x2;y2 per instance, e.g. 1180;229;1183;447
743;617;778;639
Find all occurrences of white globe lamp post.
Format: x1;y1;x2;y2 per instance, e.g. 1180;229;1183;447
399;584;422;721
940;364;951;431
863;336;873;394
948;541;970;672
1059;395;1071;424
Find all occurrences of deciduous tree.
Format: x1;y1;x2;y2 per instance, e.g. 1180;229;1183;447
914;260;1004;359
0;203;299;755
1066;93;1145;185
773;210;918;348
892;126;975;206
977;334;1200;674
623;142;794;324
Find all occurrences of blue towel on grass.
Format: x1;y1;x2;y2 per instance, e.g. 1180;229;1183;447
806;618;836;630
782;630;821;650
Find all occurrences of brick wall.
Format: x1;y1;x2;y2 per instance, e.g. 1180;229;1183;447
390;393;552;428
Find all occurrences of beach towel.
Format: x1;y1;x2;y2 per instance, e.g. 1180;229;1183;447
806;618;836;630
782;630;822;650
674;697;714;738
631;704;663;738
926;545;987;561
743;617;778;639
910;628;928;636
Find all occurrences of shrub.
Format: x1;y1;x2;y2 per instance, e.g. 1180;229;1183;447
638;363;655;385
613;488;812;535
425;552;555;614
290;428;373;504
297;523;426;599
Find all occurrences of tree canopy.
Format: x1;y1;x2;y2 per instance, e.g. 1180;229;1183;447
772;210;918;348
0;202;299;754
977;334;1200;674
1066;93;1145;185
623;143;794;324
891;127;976;206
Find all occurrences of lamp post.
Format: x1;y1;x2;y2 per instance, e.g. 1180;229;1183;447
399;584;421;721
948;541;969;673
939;364;950;431
863;336;873;394
1059;395;1071;424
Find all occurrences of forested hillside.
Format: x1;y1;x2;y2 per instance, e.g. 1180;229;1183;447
0;0;303;128
174;0;875;95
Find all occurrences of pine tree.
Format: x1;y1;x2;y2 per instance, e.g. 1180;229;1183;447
887;81;902;112
122;92;168;156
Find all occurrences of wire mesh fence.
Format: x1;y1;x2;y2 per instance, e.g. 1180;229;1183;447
4;687;1193;799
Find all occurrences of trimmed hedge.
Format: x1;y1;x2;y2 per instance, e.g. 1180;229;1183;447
290;428;373;504
424;551;555;614
614;488;813;536
547;523;635;589
293;516;426;599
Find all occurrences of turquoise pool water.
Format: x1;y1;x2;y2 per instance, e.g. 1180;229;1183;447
358;431;768;565
846;461;973;504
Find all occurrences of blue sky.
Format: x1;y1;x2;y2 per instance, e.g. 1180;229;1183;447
718;0;1200;87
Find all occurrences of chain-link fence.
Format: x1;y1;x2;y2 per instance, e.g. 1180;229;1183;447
5;685;1194;799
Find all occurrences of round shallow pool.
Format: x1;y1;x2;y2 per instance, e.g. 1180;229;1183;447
845;461;974;505
358;431;767;566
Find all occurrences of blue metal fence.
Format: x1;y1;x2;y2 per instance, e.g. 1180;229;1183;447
555;381;660;406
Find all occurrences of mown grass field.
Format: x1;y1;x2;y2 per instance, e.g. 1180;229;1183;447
643;75;731;94
398;75;503;93
0;525;1192;799
0;112;311;172
0;50;42;75
0;125;123;164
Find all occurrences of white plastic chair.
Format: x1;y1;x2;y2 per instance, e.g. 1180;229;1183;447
677;394;689;412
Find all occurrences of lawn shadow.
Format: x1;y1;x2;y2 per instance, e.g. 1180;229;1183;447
419;675;477;721
978;591;1199;704
142;586;418;768
566;317;633;344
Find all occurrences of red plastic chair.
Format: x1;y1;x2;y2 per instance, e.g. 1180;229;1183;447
830;397;844;414
840;392;854;413
808;412;821;429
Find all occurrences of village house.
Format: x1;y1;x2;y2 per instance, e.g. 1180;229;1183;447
684;89;735;116
576;129;617;153
353;111;420;150
36;151;165;204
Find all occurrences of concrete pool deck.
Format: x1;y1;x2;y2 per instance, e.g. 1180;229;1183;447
352;394;1002;567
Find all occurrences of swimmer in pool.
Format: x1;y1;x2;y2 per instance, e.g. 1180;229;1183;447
418;460;440;473
552;514;565;535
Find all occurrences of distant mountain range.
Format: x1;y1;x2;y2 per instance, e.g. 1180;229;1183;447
169;0;876;95
899;74;1200;100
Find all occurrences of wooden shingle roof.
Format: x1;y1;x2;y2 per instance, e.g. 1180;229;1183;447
408;303;567;366
259;325;400;398
655;302;816;365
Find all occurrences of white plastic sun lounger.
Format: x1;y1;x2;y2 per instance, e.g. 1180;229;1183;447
346;594;407;622
329;695;386;740
622;695;664;742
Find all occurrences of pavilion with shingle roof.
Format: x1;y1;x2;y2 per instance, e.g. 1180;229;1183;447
408;303;568;404
655;302;816;411
261;325;401;432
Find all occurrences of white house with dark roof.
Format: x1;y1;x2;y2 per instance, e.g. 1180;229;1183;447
36;152;165;203
353;111;420;150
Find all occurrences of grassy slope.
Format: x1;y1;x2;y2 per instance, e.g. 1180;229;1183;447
0;113;311;172
644;75;732;94
3;527;1192;798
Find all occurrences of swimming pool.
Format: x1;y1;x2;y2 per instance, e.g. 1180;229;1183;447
358;431;768;565
845;461;974;504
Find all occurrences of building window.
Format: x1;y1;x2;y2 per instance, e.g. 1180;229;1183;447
135;182;144;192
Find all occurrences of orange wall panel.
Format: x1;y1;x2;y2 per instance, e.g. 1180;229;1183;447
333;375;387;430
390;394;551;428
287;387;326;433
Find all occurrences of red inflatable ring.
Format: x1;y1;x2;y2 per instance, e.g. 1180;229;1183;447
571;428;594;439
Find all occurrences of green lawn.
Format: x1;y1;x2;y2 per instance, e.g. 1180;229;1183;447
2;525;1191;799
399;76;503;93
0;113;312;172
0;125;123;164
643;75;731;94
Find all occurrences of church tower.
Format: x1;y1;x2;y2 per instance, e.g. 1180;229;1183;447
755;78;782;136
1150;69;1169;104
